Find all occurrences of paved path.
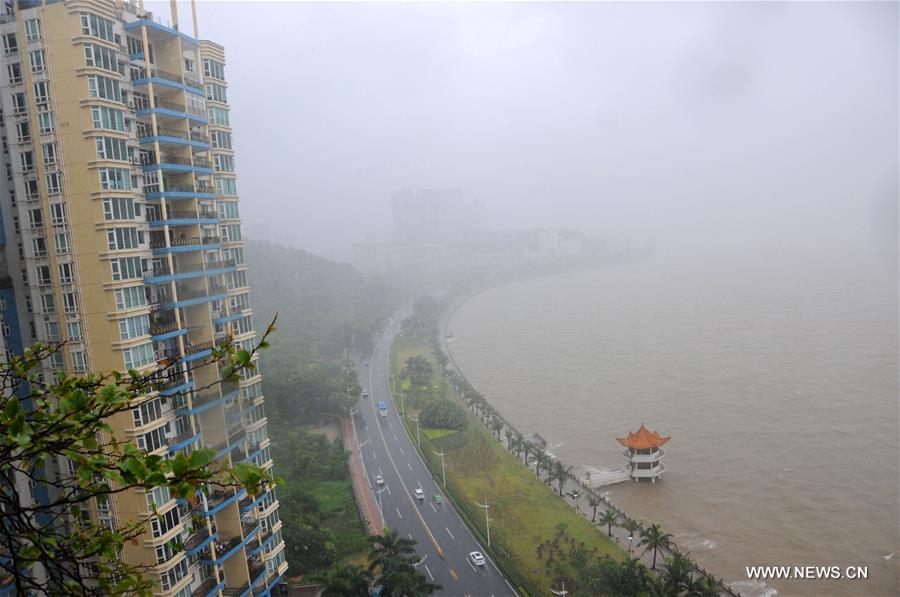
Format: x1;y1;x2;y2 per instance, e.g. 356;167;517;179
341;414;384;537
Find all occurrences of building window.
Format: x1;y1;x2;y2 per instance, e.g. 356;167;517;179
221;224;242;244
202;59;225;80
107;227;142;251
42;142;57;166
63;292;78;314
71;350;86;373
58;262;75;285
208;106;229;126
204;83;227;103
2;33;18;55
123;341;154;370
80;13;115;43
95;137;128;161
67;322;82;341
38;111;54;134
45;172;61;194
19;151;34;173
91;106;125;131
98;168;132;190
87;75;122;102
6;62;22;85
24;18;41;41
11;92;26;114
118;313;149;340
28;50;45;74
15;121;30;143
211;130;232;149
213;154;234;173
43;321;60;341
40;293;55;313
103;197;139;220
111;256;145;281
218;201;239;220
54;233;69;255
50;203;66;225
35;265;51;286
31;237;47;257
83;43;119;73
114;285;146;311
215;177;236;196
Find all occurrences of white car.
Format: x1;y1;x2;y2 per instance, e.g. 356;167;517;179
414;488;425;500
375;474;384;485
469;551;486;567
362;389;368;398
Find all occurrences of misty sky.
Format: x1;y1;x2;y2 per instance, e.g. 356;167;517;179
156;1;898;261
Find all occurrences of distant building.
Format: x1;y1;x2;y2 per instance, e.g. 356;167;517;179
617;424;670;482
392;188;482;245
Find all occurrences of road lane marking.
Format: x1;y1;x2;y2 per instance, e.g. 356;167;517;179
386;486;392;496
408;534;414;540
417;481;422;490
399;447;404;455
450;568;458;581
505;579;515;592
395;508;402;519
407;462;413;471
367;334;445;560
466;559;477;572
424;564;433;580
393;433;398;441
430;502;436;513
378;467;383;476
372;451;377;459
445;527;454;540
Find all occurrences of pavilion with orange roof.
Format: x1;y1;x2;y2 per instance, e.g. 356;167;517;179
617;423;670;483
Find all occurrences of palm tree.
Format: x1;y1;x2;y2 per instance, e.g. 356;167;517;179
490;417;504;439
685;574;721;597
552;460;572;496
380;561;443;596
367;527;417;574
312;563;372;596
622;518;640;554
639;523;673;570
521;440;535;466
660;550;692;594
597;509;619;537
587;493;603;522
504;429;514;451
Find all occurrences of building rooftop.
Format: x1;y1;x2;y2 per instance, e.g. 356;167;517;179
617;423;670;449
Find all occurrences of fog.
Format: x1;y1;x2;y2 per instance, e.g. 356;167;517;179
162;1;897;262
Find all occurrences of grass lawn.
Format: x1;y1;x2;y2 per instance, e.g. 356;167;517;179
390;338;625;594
423;428;458;441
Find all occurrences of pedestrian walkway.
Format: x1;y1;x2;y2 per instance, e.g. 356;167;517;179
340;414;384;536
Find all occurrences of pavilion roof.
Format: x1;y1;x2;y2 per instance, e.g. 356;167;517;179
616;423;670;449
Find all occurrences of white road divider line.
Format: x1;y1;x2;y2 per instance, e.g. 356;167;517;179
395;507;403;519
445;527;454;540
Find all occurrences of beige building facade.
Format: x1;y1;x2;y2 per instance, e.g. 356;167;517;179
0;0;286;594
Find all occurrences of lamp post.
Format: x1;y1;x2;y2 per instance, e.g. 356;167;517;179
549;581;568;596
475;498;491;548
433;449;446;487
407;414;421;448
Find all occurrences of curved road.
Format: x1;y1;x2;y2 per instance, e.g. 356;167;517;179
352;316;517;597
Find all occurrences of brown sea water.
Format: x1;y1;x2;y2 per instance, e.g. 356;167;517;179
447;249;899;596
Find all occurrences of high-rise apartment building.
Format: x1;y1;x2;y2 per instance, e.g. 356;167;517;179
0;1;286;594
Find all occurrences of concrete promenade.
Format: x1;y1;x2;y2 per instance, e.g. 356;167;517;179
340;414;384;537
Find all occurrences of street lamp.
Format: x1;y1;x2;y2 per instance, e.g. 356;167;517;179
407;413;421;448
549;581;568;596
475;498;491;548
432;449;446;487
627;534;633;555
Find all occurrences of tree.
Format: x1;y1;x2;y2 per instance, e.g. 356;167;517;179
622;518;640;554
312;562;372;596
596;557;655;596
404;356;433;387
0;326;277;595
367;527;417;575
490;417;504;439
533;449;550;478
639;523;673;570
597;510;619;538
553;459;572;496
521;440;535;466
379;561;442;596
366;528;441;596
420;398;468;431
660;550;693;594
587;492;603;522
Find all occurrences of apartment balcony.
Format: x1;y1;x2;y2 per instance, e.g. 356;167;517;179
176;386;239;416
130;65;203;94
139;126;210;150
142;152;213;175
135;97;208;124
191;577;219;597
144;257;235;284
151;235;222;256
145;179;215;201
248;561;267;589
